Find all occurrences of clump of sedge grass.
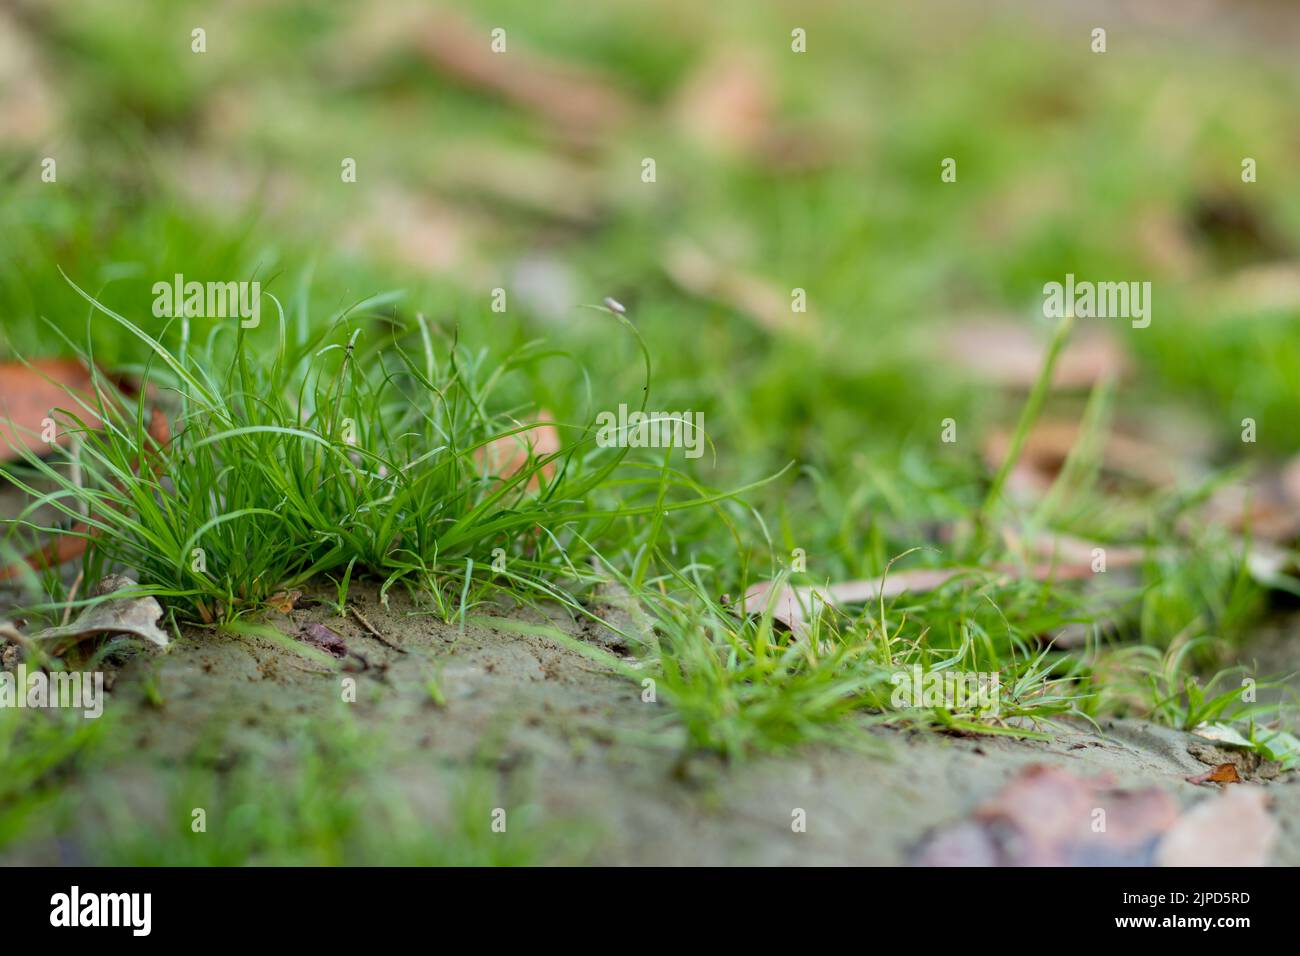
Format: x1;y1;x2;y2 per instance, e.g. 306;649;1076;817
0;279;750;627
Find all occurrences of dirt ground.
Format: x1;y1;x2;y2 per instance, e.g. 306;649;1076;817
4;579;1295;866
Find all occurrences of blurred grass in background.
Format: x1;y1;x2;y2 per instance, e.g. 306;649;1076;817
2;0;1299;645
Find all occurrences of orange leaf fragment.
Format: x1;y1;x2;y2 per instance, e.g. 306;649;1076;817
1186;763;1241;786
0;358;101;462
474;412;560;493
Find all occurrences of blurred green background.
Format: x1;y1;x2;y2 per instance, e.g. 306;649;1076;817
3;0;1300;866
2;0;1299;588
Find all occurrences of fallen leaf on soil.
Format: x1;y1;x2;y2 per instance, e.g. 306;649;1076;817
983;419;1178;500
1204;456;1300;544
916;764;1278;867
670;48;835;173
672;48;773;158
743;550;1125;638
433;144;606;224
742;568;967;637
662;240;815;336
940;317;1131;390
914;765;1180;866
337;3;636;145
414;11;634;147
0;8;60;147
1186;762;1241;786
267;590;303;614
299;622;347;658
0;358;101;462
1155;786;1278;867
999;527;1145;571
0;405;171;580
3;575;170;654
474;413;560;492
1187;738;1277;783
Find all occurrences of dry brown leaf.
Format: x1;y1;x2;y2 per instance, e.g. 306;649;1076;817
1205;488;1299;543
474;412;560;493
1185;762;1241;786
742;568;967;637
299;621;348;658
267;589;303;614
748;538;1154;642
672;48;773;158
983;419;1177;499
0;8;59;147
662;240;814;336
1204;457;1300;544
0;359;102;462
414;12;635;147
743;547;1128;638
1000;528;1145;572
6;575;170;654
669;48;834;174
433;144;606;224
940;317;1130;390
915;765;1180;867
0;405;170;581
918;765;1279;867
1155;787;1278;867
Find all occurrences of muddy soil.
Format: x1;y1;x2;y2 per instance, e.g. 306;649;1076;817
3;580;1296;865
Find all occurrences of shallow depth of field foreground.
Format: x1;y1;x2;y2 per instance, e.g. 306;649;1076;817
1;0;1298;867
